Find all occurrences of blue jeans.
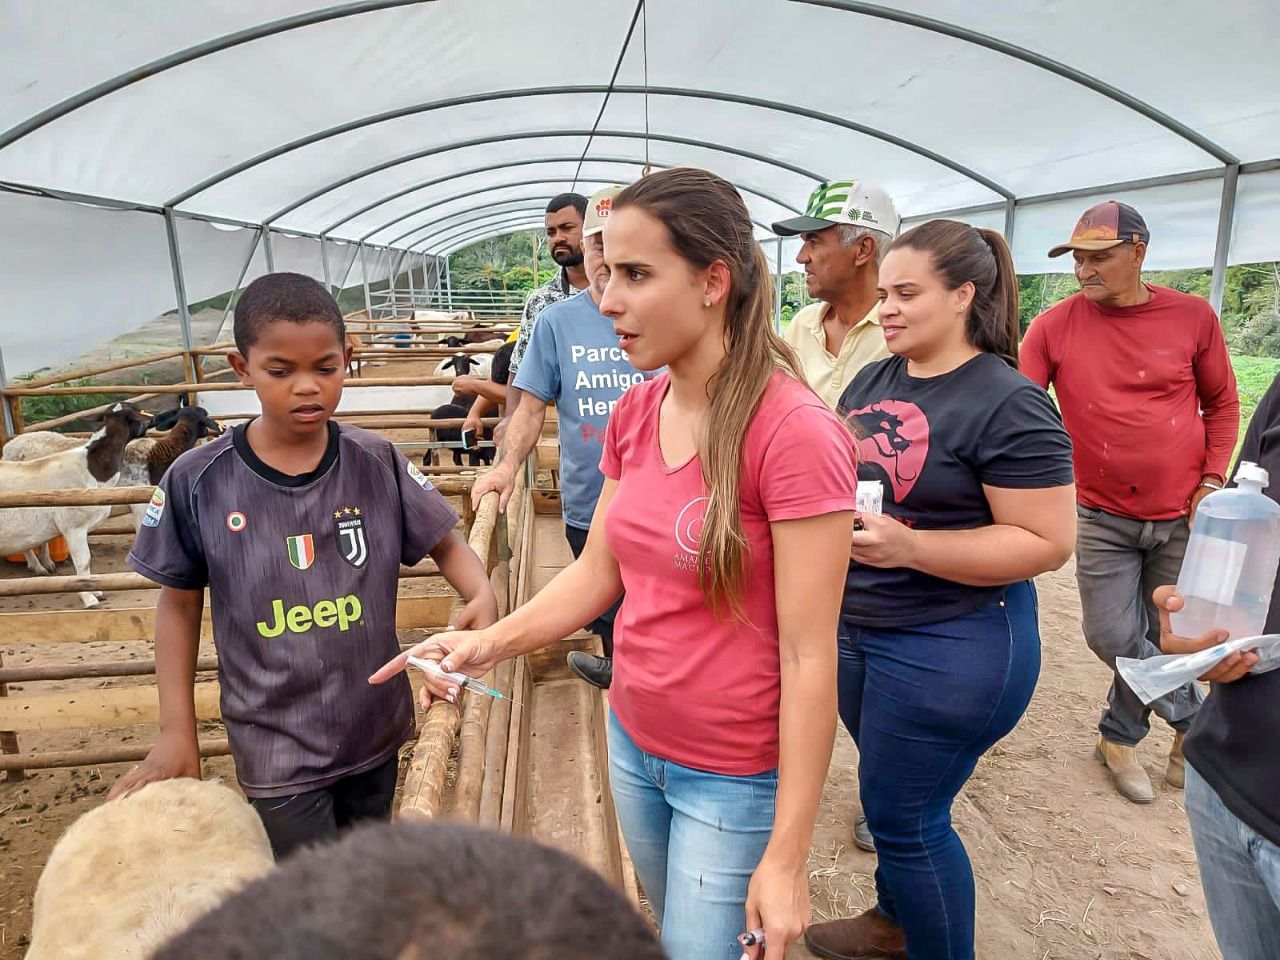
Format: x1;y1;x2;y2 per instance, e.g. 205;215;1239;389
1186;762;1280;960
838;581;1041;960
607;712;777;960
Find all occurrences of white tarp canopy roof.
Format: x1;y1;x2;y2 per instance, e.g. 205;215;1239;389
1;0;1277;375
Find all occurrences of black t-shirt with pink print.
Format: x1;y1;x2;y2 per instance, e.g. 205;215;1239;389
837;353;1074;629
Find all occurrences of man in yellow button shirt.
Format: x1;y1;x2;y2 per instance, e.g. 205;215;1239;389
773;179;900;409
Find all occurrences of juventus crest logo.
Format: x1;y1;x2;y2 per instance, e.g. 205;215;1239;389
333;506;368;569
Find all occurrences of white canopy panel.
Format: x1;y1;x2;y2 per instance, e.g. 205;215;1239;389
0;0;1276;376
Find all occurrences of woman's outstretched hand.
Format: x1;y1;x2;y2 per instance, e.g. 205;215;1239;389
369;627;507;708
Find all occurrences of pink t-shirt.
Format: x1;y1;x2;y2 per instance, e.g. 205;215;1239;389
601;370;857;775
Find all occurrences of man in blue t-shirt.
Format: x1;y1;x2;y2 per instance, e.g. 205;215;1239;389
471;186;647;689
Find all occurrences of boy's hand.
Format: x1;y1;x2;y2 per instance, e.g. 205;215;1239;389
1154;585;1259;683
471;465;516;512
369;628;506;707
454;592;499;632
106;732;201;801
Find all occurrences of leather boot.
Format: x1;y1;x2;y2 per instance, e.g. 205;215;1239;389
1166;731;1186;789
804;907;908;960
853;816;876;853
1094;736;1154;803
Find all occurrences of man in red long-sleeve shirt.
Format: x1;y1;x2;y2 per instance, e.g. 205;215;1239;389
1021;201;1240;804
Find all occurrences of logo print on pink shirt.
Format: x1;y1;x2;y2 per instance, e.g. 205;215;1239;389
846;400;929;503
674;496;710;555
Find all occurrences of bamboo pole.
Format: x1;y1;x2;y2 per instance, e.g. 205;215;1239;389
14;350;190;390
0;480;473;510
3;375;462;396
453;560;509;822
397;702;460;822
0;486;156;508
0;635;445;684
0;650;21;781
0;657;219;684
0;738;230;774
207;415;502;429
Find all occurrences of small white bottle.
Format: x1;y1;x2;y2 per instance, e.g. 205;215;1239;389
1172;462;1280;640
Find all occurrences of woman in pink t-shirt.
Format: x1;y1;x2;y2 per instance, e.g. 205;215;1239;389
377;168;856;960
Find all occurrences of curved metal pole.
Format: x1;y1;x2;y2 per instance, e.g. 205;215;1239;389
407;207;562;251
263;129;828;226
367;178;620;245
792;0;1236;164
169;85;1011;208
357;168;803;243
414;203;781;256
324;154;801;236
0;1;430;152
428;212;786;259
392;200;583;248
423;216;549;256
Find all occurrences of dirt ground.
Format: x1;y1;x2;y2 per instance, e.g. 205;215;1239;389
0;555;1218;958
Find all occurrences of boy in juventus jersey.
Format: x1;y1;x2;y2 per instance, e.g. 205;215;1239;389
109;273;497;859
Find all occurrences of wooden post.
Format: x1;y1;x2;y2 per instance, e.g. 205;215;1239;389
0;650;22;781
7;393;24;436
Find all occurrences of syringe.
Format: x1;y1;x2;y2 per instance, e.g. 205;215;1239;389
406;655;522;707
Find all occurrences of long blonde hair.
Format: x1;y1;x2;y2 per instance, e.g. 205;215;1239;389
614;168;803;616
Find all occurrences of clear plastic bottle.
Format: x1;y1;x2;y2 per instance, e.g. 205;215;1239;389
1172;462;1280;640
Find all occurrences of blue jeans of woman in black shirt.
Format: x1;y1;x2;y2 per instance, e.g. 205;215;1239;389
837;580;1040;960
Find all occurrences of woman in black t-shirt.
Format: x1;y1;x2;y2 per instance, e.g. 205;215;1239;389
804;221;1076;960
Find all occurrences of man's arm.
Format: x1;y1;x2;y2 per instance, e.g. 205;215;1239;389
1018;313;1053;389
452;375;508;405
1195;307;1242;482
470;392;548;511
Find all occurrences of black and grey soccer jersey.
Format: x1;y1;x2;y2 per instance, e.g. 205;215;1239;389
128;422;458;798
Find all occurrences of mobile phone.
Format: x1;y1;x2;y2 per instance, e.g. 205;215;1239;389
461;427;477;450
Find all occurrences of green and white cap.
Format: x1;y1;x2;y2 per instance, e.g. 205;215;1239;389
772;179;900;237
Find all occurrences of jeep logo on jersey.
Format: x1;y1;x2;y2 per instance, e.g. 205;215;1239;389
286;534;315;571
333;506;367;569
256;594;363;638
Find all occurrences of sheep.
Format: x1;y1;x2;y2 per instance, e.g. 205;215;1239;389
345;331;365;377
0;403;148;607
25;778;275;960
411;309;473;326
428;402;493;468
434;351;493;381
4;406;221;532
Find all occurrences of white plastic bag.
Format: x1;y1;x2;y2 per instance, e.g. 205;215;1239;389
1116;634;1280;704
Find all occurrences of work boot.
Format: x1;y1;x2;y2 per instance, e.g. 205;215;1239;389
853;816;876;853
1166;731;1186;789
804;907;907;960
567;652;612;689
1094;736;1154;803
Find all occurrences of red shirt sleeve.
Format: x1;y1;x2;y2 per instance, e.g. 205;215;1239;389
757;402;858;521
1018;312;1053;389
1194;303;1241;479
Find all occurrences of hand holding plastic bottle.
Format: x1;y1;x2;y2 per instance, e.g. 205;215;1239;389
1154;585;1260;684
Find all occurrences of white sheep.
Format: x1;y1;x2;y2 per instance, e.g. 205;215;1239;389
4;406;221;533
0;403;147;606
25;778;275;960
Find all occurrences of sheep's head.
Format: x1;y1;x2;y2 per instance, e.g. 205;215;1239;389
177;406;223;438
86;402;150;439
444;353;477;376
